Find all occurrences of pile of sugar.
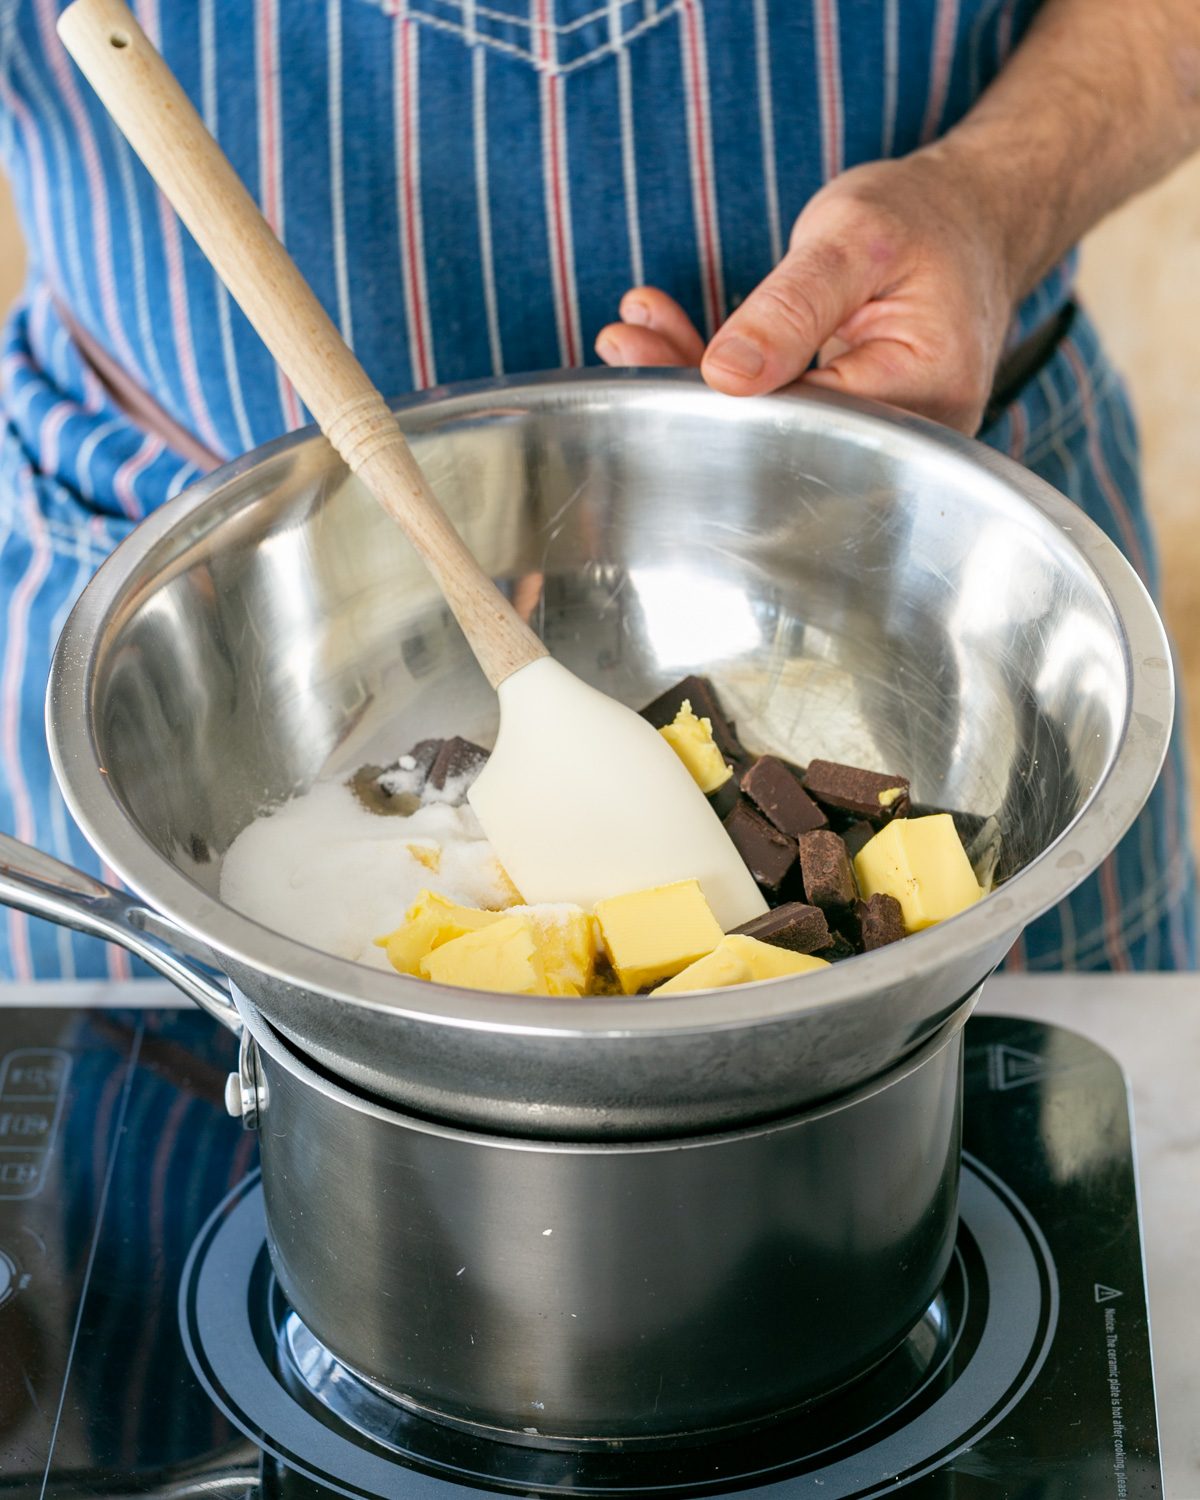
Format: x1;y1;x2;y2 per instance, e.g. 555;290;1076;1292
219;780;514;971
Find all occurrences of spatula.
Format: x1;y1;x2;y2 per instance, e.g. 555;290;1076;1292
57;0;767;931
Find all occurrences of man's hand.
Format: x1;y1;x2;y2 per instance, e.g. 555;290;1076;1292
595;148;1019;435
598;0;1200;435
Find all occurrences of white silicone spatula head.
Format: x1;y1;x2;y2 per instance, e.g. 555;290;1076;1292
468;660;767;928
58;0;767;931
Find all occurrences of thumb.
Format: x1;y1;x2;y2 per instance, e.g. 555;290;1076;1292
701;236;879;396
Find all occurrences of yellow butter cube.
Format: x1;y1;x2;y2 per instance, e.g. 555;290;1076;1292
420;915;547;994
653;935;829;994
511;905;598;997
375;890;505;976
659;701;733;794
854;814;982;932
594;879;724;994
652;943;753;994
720;935;831;980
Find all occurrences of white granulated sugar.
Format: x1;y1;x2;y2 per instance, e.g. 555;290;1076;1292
507;903;582;927
219;780;515;968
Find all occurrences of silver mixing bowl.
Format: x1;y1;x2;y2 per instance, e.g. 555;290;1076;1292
0;370;1173;1138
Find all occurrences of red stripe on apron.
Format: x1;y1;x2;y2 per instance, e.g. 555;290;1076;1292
35;0;146;384
139;0;227;456
535;0;582;366
814;0;844;181
920;0;960;144
397;19;437;388
680;0;723;335
257;0;305;430
1063;337;1152;972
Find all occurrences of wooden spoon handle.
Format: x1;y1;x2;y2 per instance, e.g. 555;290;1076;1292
57;0;547;689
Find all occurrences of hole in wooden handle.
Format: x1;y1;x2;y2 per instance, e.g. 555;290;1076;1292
109;30;130;48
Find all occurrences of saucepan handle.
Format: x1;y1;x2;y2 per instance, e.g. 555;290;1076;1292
0;831;241;1034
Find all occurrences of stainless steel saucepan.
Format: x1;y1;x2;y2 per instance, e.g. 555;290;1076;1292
0;372;1172;1139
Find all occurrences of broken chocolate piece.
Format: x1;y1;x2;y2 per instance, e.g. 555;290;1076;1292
803;759;911;822
741;756;827;838
815;931;858;963
351;735;489;814
374;737;442;801
839;819;877;859
425;737;490;804
723;801;798;895
798;829;859;913
640;675;747;769
731;900;831;955
856;893;906;951
707;776;742;821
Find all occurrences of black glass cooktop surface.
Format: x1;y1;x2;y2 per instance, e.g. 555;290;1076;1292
0;1006;1160;1498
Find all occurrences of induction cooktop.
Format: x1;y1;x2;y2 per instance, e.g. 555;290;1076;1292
0;1005;1159;1498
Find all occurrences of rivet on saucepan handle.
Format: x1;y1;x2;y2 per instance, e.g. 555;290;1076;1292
226;1030;266;1131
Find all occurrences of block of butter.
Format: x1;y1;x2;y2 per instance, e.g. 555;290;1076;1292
653;935;829;994
421;914;546;994
509;904;598;997
376;890;505;976
659;700;733;794
594;878;724;994
854;814;983;932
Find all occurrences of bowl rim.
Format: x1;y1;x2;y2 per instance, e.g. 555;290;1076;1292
47;370;1173;1036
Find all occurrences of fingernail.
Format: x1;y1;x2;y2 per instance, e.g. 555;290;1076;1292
706;335;764;379
622;298;651;327
596;333;621;363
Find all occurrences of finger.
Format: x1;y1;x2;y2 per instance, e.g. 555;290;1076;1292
803;341;986;434
595;322;701;368
702;236;880;396
619;287;707;364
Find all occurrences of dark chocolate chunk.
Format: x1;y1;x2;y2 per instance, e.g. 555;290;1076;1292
815;931;859;963
856;893;906;951
741;756;827;838
798;829;859;913
426;737;490;803
409;737;444;778
723;801;798;895
839;819;878;859
707;775;742;821
731;901;831;955
803;759;911;822
640;675;747;768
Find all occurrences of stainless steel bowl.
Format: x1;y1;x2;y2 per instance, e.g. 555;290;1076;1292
0;370;1172;1138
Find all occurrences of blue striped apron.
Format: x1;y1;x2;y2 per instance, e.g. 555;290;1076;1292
0;0;1193;977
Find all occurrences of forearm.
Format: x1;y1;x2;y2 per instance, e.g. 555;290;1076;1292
930;0;1200;301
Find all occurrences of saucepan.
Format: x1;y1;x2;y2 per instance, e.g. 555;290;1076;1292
0;372;1171;1441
